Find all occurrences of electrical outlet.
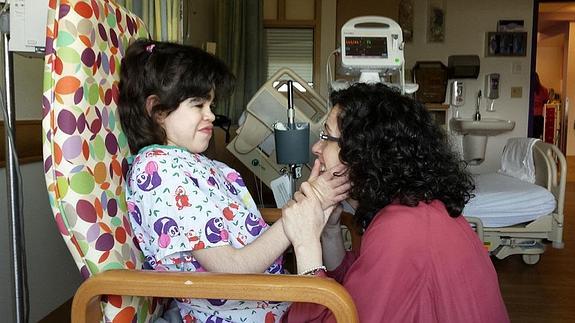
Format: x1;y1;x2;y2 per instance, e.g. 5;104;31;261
511;86;522;98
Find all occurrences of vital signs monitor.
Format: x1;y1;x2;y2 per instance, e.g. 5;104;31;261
339;16;417;93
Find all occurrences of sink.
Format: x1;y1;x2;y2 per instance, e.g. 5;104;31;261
450;118;516;136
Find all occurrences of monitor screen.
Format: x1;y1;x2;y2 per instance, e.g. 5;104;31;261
344;36;388;58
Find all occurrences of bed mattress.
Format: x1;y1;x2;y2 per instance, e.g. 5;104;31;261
463;173;556;228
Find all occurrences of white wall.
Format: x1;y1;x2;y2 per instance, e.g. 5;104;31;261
400;0;533;173
1;55;82;321
565;22;575;155
537;35;564;95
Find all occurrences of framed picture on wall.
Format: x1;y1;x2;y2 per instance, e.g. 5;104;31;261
398;0;414;42
497;20;525;32
427;0;446;43
486;32;527;57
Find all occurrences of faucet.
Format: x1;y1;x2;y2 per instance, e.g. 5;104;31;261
474;90;482;121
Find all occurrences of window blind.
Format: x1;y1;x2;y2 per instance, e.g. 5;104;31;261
265;28;314;83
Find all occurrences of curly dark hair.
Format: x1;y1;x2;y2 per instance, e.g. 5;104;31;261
331;83;474;229
118;39;235;154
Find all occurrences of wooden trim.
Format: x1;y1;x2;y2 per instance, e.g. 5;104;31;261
263;19;316;28
313;0;321;89
278;0;286;20
0;120;43;168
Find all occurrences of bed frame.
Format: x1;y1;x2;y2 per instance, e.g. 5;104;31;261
470;141;566;265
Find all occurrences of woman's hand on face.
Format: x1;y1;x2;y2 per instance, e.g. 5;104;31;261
281;182;327;249
307;159;350;210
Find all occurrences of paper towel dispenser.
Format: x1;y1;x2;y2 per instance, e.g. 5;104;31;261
447;55;480;79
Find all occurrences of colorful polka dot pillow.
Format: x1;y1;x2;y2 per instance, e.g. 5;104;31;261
42;0;165;321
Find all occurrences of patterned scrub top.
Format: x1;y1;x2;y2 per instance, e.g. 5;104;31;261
126;145;289;323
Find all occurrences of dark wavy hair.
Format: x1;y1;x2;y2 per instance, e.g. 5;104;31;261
332;83;474;230
118;39;235;154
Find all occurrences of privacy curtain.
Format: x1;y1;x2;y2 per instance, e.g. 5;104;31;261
215;0;266;124
119;0;182;42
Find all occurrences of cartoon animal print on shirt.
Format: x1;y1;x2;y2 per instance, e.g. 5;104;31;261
206;315;226;323
245;212;266;236
223;180;238;195
154;217;181;248
183;171;199;187
268;257;284;274
137;161;162;191
175;186;192;210
207;299;228;306
226;171;245;187
127;201;142;225
205;217;229;243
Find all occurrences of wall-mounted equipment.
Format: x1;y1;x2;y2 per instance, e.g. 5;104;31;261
485;73;500;112
447;55;480;79
8;0;49;53
413;61;447;103
450;81;465;107
485;73;500;99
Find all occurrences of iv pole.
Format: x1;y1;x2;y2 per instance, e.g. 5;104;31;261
1;8;28;323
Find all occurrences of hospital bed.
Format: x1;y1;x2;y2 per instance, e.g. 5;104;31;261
463;140;566;265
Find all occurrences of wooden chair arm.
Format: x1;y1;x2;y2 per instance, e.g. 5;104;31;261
73;269;358;323
260;207;283;223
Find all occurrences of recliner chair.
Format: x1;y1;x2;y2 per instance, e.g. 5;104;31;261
41;0;358;322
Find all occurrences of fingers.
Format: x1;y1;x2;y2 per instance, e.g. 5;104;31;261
293;191;305;203
299;182;319;202
328;163;347;176
309;159;321;181
331;181;351;195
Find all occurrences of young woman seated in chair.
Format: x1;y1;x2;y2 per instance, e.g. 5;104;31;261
281;83;510;323
118;39;349;322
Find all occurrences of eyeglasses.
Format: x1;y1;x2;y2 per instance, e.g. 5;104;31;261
319;130;340;142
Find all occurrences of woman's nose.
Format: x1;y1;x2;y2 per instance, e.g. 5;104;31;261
311;140;323;157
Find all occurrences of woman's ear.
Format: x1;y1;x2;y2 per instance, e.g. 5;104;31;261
145;95;160;116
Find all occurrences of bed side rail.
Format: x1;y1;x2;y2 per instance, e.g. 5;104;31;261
533;142;566;217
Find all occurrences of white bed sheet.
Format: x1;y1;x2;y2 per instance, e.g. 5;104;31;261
463;173;556;227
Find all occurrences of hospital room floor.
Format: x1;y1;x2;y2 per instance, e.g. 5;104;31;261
493;157;575;323
39;157;575;323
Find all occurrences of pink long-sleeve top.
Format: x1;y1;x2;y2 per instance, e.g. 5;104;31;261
283;200;509;323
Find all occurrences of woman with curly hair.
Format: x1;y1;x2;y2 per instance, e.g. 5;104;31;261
281;83;509;322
